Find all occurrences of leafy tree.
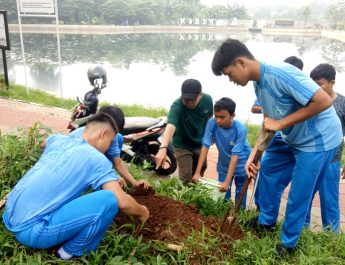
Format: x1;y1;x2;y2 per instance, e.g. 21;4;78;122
327;0;345;30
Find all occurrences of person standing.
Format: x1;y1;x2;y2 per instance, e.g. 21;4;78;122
304;63;345;231
211;38;342;253
192;97;251;207
155;79;213;183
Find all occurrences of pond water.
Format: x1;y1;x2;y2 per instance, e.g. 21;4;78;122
3;32;345;124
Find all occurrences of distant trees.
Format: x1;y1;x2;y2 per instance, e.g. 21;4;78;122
327;0;345;30
2;0;248;25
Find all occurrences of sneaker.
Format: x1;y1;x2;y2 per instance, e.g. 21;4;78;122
275;243;295;256
245;216;277;232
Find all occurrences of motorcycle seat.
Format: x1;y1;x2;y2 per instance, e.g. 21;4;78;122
120;117;162;135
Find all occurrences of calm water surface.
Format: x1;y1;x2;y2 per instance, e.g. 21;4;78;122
4;32;345;124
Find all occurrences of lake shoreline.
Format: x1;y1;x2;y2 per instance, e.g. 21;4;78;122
8;24;345;43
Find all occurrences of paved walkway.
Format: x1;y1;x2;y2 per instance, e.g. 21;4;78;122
1;97;344;231
204;145;345;232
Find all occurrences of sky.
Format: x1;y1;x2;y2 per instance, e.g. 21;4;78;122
200;0;336;7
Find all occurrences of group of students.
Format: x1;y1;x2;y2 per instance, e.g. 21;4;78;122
3;38;344;258
155;39;345;254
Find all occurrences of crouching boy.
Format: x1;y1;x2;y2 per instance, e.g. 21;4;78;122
3;113;149;260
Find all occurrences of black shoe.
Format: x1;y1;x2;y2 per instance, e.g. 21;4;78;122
245;217;277;232
256;205;261;212
275;243;295;256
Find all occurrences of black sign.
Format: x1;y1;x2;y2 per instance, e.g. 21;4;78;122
0;10;10;50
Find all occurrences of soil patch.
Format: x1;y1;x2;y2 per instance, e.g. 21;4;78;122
115;185;244;246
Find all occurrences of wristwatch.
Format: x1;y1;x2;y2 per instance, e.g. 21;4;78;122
159;145;167;149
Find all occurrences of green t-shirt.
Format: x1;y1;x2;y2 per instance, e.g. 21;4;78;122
167;93;213;150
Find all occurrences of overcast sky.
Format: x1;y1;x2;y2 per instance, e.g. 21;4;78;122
200;0;336;7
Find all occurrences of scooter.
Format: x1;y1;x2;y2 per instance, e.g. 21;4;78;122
67;66;107;131
120;117;177;176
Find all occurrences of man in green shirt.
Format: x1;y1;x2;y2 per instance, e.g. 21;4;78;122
155;79;213;183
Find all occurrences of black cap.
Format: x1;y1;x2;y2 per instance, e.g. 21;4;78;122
181;79;202;100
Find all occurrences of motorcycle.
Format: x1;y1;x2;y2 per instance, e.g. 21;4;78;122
67;66;177;176
120;117;177;176
67;66;106;131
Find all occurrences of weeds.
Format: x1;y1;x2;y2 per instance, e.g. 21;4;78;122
1;127;345;264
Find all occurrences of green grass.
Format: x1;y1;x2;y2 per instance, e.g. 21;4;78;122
1;126;345;264
0;83;168;118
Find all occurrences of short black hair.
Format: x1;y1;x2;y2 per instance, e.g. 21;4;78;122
212;38;255;76
214;97;236;115
87;112;118;133
99;105;125;130
284;56;304;70
310;63;336;82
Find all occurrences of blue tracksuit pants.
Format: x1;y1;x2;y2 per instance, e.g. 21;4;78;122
14;190;118;256
305;159;340;232
258;135;337;248
219;173;247;208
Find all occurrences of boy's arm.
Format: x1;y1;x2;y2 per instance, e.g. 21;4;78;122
219;155;238;192
251;105;262;114
102;181;149;222
155;124;176;169
41;139;46;150
245;137;261;178
264;88;332;131
113;157;150;189
191;146;209;183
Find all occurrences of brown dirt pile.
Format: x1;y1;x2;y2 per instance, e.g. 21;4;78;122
115;186;245;245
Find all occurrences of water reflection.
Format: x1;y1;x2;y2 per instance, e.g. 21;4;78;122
3;32;345;124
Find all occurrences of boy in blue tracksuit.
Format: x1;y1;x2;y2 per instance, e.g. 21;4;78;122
3;113;149;260
304;63;345;232
192;97;251;207
211;39;342;253
70;105;150;189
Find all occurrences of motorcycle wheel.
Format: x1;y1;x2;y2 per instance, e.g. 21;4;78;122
147;142;177;176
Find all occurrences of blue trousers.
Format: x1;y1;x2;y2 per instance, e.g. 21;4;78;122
254;132;284;210
219;173;247;208
258;136;337;248
305;160;340;232
14;190;118;256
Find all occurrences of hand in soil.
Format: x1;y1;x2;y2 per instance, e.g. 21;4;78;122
135;179;151;189
128;184;155;196
138;205;149;223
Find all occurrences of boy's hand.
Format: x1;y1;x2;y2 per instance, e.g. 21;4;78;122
341;166;345;179
155;148;167;169
118;177;127;189
135;179;150;189
138;205;150;223
219;181;230;192
245;159;260;179
192;173;202;183
264;117;283;132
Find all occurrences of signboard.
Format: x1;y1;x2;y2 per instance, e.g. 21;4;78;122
19;0;55;15
0;11;10;50
275;20;294;27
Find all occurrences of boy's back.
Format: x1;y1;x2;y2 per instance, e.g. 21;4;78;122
255;62;342;152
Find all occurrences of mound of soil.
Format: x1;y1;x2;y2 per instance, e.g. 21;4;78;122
115;185;245;246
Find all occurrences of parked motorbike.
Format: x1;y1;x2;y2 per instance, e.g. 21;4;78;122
67;66;177;176
120;117;177;176
67;65;107;131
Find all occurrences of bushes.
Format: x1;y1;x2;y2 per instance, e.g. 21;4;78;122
0;123;52;196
